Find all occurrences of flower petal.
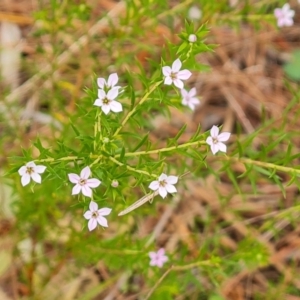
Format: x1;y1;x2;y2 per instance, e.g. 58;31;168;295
164;76;173;85
206;136;213;146
165;184;177;194
31;173;41;184
98;207;112;216
35;165;46;173
149;259;157;266
287;10;295;18
157;248;165;256
82;185;92;198
107;88;119;100
172;58;182;72
162;66;171;76
94;99;103;107
88;218;97;231
149;252;157;260
149;180;159;191
26;161;36;168
173;79;184;89
274;8;282;18
18;166;27;176
158;187;167;198
210;143;219;155
86;178;101;188
190;97;200;105
109;101;123;113
83;210;92;220
189;87;197;97
158;173;167;181
210;125;219;138
177;69;192;80
97;89;106;99
80;166;91;179
218;132;231;142
166;175;178;185
72;184;81;195
101;104;111;115
68;173;80;184
160;255;168;264
97;216;108;227
284;18;293;26
188;103;195;110
218;142;227;153
282;4;290;12
107;73;118;87
181;89;188;97
89;201;98;211
97;78;106;89
21;174;30;186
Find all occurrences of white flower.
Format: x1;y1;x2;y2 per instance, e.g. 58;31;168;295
94;89;122;115
83;201;112;231
68;166;101;198
274;4;295;27
181;88;200;110
188;6;202;21
162;58;192;89
149;173;178;199
149;248;168;268
206;125;231;155
18;161;46;186
97;73;121;91
188;34;197;43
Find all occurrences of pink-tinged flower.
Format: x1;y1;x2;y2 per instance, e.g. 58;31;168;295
188;34;197;43
68;166;101;198
94;89;122;115
162;58;192;89
18;161;46;186
149;248;168;267
97;73;121;91
149;173;178;199
83;201;112;231
274;4;295;27
181;88;200;110
206;125;231;155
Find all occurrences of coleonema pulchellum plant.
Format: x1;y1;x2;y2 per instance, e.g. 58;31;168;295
14;23;231;266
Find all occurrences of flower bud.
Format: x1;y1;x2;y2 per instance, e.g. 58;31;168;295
103;137;110;144
111;180;119;188
188;34;197;43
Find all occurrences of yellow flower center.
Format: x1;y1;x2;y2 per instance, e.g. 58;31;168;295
26;167;34;175
103;97;110;105
79;179;87;186
92;211;99;218
159;180;167;187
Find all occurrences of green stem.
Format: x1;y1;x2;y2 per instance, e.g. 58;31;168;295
94;110;102;151
109;156;157;178
221;156;300;176
113;81;163;137
35;156;78;163
115;140;207;158
145;259;218;300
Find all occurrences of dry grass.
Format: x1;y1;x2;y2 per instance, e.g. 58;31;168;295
1;0;300;299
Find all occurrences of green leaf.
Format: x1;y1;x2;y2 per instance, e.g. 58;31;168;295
131;133;149;152
70;122;80;136
119;147;126;161
173;124;187;142
284;50;300;81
